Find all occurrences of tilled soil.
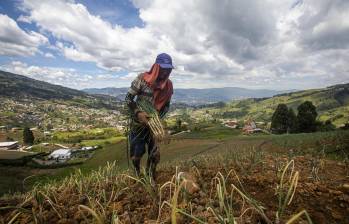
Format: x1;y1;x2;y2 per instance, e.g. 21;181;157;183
1;154;348;224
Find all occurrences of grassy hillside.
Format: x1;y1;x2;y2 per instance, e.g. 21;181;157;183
0;70;87;100
0;70;124;128
198;83;349;126
0;70;121;109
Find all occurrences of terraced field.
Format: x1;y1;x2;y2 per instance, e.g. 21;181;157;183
1;128;348;223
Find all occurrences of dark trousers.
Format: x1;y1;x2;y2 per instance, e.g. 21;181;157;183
129;128;160;177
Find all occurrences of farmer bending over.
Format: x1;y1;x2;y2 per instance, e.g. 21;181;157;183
125;53;173;179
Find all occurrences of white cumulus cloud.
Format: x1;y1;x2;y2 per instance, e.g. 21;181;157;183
0;0;347;89
0;14;47;56
0;61;133;89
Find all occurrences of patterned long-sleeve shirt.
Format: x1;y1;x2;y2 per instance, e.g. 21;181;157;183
125;73;171;123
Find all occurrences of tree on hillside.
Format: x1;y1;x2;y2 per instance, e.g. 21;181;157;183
271;104;289;134
287;108;297;133
297;101;318;133
23;127;35;145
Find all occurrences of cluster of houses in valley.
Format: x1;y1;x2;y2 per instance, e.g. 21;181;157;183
0;98;126;131
169;109;267;134
222;119;266;134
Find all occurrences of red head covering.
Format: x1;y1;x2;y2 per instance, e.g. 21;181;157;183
142;64;173;111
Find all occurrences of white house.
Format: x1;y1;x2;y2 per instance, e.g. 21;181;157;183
0;141;19;150
81;146;93;151
48;149;72;160
80;146;98;151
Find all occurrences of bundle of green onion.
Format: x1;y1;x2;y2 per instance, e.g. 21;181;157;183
137;100;166;140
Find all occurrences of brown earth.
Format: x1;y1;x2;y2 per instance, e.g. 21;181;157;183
1;153;348;224
1;132;349;224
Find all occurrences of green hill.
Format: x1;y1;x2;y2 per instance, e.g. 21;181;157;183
0;70;124;128
200;83;349;127
0;70;120;108
0;70;88;100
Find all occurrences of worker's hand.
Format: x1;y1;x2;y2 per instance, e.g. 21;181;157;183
137;111;150;124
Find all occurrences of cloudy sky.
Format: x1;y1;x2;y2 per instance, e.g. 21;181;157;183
0;0;348;90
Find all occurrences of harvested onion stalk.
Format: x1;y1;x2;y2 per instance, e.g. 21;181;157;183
137;100;166;140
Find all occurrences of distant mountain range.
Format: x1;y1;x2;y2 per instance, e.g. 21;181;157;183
83;87;294;105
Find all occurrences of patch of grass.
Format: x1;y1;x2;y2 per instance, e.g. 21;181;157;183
0;166;52;196
0;150;33;160
81;136;125;147
181;125;241;140
52;128;121;143
30;145;48;153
